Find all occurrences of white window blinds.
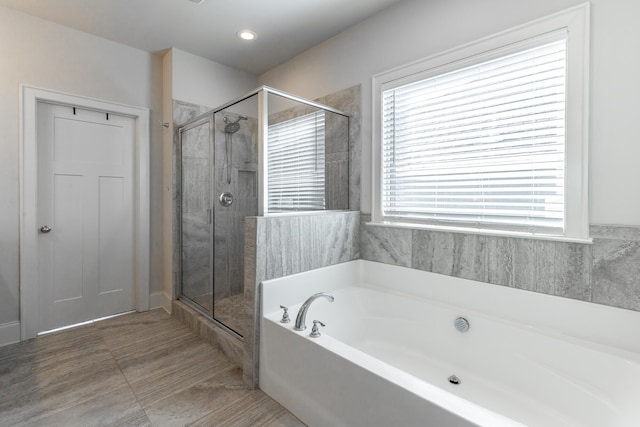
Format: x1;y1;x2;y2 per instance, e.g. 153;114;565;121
382;38;567;234
268;112;326;212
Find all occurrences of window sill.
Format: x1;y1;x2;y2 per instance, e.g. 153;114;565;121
366;220;593;245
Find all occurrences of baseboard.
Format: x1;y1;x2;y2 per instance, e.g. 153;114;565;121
150;291;172;314
0;321;21;348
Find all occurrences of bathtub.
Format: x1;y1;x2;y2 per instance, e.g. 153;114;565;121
259;260;640;427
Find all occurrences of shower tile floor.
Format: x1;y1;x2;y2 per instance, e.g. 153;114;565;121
192;293;245;335
0;309;304;426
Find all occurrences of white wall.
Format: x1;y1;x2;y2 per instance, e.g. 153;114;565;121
0;6;164;326
172;48;257;108
259;0;640;226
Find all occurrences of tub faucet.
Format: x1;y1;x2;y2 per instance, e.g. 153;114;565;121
294;292;334;331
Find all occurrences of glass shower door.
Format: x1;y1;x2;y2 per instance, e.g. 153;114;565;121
211;97;258;337
179;116;214;317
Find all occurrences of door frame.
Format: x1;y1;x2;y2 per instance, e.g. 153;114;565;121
19;85;150;340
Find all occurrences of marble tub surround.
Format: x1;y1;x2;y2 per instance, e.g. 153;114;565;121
0;310;302;426
360;215;640;312
591;225;640;311
243;211;360;387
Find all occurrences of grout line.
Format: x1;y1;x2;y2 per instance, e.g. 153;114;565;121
95;315;153;424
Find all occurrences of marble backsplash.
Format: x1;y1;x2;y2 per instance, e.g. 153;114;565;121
360;214;640;312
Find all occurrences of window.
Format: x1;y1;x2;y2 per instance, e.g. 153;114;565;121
383;38;566;234
267;112;326;212
372;4;590;240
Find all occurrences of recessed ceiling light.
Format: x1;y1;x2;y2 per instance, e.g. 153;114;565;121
237;30;257;41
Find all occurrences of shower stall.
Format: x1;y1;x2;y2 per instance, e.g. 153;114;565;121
177;86;350;337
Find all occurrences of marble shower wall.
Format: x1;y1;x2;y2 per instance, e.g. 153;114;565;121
243;211;360;387
267;96;350;211
173;100;212;300
212;109;259;300
180;120;212;303
360;214;640;312
314;85;361;212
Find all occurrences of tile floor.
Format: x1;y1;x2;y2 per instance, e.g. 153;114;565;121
0;310;304;426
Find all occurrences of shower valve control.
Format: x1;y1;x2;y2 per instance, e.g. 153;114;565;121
310;320;325;338
219;192;234;207
279;305;290;323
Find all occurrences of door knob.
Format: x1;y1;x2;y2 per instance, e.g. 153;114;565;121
219;192;234;207
40;225;52;233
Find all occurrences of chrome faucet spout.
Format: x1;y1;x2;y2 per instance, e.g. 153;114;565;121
294;292;334;331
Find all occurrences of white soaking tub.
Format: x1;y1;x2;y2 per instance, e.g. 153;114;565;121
259;260;640;427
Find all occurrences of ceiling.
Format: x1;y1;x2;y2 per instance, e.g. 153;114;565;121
0;0;405;75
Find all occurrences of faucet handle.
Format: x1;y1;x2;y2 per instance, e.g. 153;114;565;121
279;305;290;323
310;320;325;338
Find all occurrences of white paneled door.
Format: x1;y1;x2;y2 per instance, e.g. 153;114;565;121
37;102;136;332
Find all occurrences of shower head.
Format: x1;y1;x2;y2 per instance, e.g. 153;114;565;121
224;115;248;134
